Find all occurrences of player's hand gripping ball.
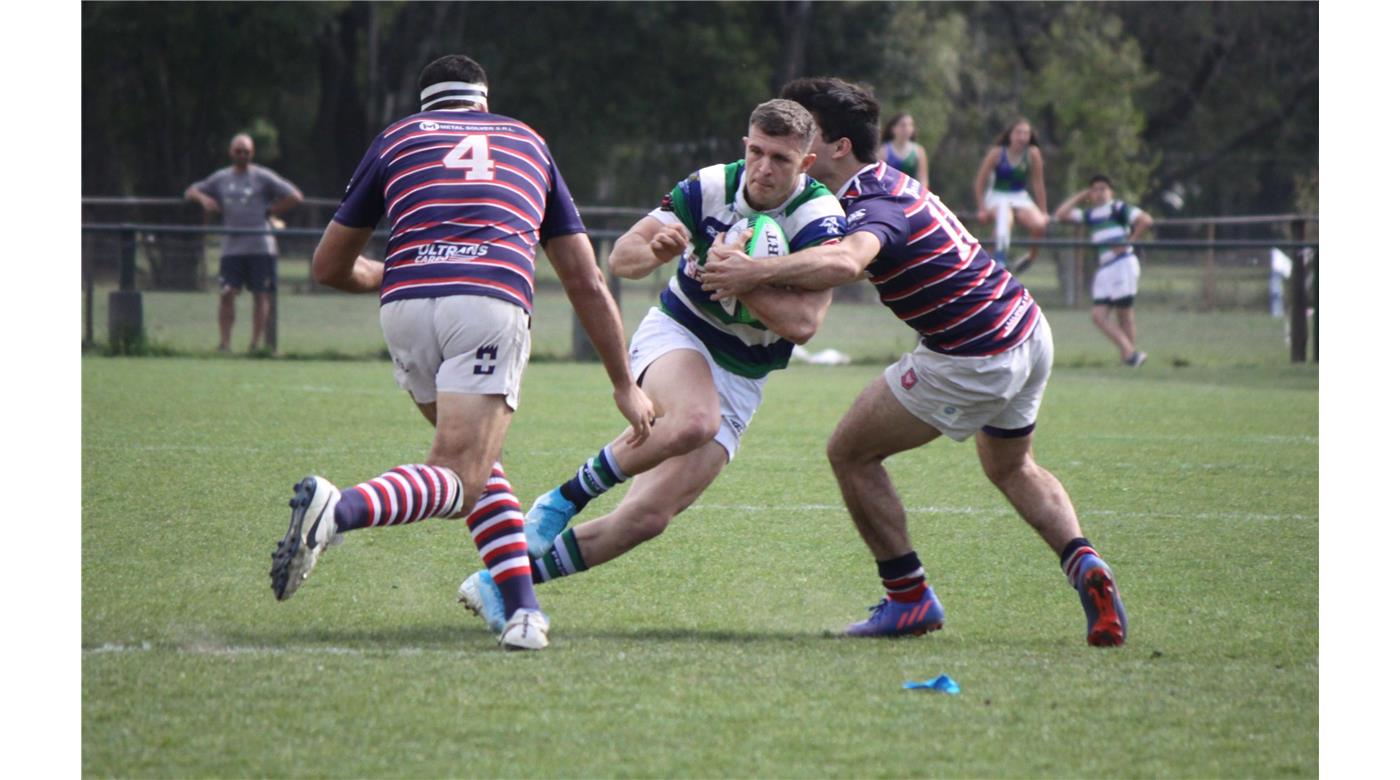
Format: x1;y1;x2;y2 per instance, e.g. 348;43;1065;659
717;214;789;325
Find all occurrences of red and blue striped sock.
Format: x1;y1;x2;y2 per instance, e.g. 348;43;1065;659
465;464;538;615
333;464;464;532
1060;537;1105;589
876;551;930;603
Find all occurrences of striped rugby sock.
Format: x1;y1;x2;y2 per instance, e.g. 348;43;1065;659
465;464;538;615
333;464;464;533
532;529;588;583
876;551;930;604
1060;537;1106;588
558;445;628;512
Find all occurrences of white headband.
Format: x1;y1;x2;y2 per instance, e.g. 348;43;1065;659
420;81;488;111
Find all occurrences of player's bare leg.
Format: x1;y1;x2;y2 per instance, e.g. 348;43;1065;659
974;431;1081;552
1013;206;1049;268
612;349;722;476
522;348;721;556
975;429;1127;646
421;392;514;505
827;377;945;637
427;391;549;648
826;376;940;560
217;287;237;351
1117;307;1138;351
462;436;728;634
569;440;728;566
1091;304;1136;361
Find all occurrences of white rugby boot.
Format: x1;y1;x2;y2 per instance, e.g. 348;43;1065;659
270;476;342;601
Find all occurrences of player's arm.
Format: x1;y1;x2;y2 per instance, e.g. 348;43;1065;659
738;286;833;345
973;149;998;220
702;231;883;297
609;216;689;279
1053;189;1090;223
545;232;655;445
1029;147;1049;214
311;221;383;293
1128;208;1154;242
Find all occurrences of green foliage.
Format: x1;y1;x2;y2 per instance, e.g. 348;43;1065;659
1031;5;1158;199
870;5;966;156
81;2;1317;216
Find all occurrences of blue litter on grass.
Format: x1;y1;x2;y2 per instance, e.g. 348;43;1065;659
903;674;960;694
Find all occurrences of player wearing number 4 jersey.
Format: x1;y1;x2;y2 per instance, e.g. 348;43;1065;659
457;99;846;634
702;78;1126;647
267;54;654;651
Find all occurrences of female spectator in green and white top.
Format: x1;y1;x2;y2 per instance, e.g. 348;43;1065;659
973;117;1048;274
880;113;928;190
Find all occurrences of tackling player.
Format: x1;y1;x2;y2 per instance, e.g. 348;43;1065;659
702;78;1127;647
457;99;846;632
267;54;654;651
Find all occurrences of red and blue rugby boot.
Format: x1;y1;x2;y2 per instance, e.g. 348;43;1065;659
1067;548;1127;647
845;588;945;637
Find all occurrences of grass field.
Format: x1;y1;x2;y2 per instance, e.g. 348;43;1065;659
80;303;1318;777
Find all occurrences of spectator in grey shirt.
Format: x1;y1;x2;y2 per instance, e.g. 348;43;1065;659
186;133;303;352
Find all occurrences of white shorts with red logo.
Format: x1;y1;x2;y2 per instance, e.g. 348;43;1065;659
883;318;1053;441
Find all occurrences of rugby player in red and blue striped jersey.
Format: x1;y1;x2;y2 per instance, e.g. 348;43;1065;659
268;55;654;651
702;78;1127;647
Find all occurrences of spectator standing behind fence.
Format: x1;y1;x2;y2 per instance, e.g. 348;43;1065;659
880;113;928;190
1054;174;1154;367
184;133;303;353
973;118;1048;274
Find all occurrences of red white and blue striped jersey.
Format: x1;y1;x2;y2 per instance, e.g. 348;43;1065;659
842;162;1041;356
333;109;586;311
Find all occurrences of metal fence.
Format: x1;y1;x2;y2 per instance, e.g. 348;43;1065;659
81;197;1319;362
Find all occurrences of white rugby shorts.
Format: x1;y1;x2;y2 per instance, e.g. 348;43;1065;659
883;318;1053;442
1092;254;1141;304
628;307;766;461
379;295;531;409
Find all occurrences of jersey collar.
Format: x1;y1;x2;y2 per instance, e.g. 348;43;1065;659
836;162;881;200
734;166;809;218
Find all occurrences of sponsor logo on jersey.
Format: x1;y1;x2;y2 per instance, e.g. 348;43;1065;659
820;215;842;235
998;289;1034;338
415;243;491;262
901;368;917;389
848;209;867;225
419;121;440;131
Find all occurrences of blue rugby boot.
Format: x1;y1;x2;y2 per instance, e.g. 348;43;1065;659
457;570;507;634
524;488;578;559
1075;557;1127;647
845;588;945;637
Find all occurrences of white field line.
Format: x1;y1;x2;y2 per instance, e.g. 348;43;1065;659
84;642;447;658
688;503;1317;523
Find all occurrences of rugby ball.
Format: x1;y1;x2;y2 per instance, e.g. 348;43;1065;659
718;214;789;324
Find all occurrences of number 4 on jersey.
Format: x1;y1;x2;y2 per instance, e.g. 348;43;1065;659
443;134;495;180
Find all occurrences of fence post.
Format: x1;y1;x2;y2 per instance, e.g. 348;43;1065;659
83;240;94;349
570;238;618;361
1204;222;1217;310
267;290;279;353
1289;219;1308;363
108;227;145;352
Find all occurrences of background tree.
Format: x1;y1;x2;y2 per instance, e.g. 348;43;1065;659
81;1;1318;219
